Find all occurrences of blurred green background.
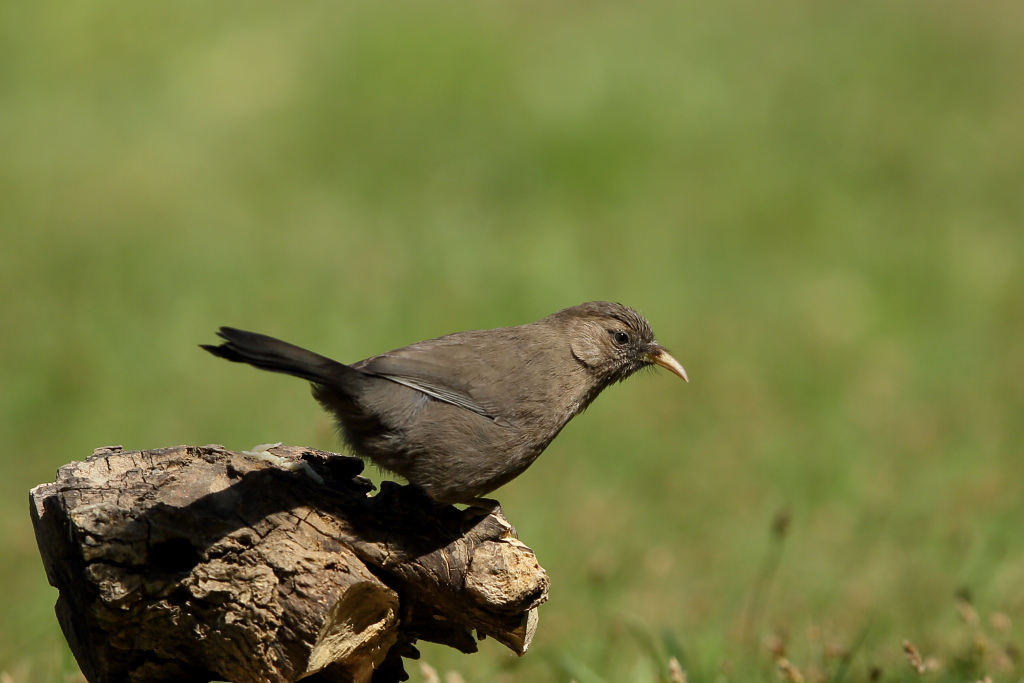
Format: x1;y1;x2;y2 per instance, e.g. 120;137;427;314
2;1;1022;681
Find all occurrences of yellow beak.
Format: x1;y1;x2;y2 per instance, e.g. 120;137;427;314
645;346;689;382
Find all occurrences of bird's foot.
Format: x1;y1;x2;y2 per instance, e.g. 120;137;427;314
457;498;519;538
461;497;501;513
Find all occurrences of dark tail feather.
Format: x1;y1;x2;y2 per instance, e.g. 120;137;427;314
202;327;363;389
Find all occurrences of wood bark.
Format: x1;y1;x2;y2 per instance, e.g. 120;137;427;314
29;445;549;683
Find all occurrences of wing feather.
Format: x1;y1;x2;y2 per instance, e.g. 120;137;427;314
353;340;498;419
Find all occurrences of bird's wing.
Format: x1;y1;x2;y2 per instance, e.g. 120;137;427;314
353;339;500;419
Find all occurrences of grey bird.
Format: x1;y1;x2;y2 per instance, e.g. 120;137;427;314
202;301;687;504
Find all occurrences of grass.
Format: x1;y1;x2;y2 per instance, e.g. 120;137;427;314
1;0;1023;681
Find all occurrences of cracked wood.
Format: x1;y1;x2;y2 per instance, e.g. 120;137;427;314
30;444;549;683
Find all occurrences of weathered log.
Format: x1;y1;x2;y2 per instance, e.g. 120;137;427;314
29;444;549;683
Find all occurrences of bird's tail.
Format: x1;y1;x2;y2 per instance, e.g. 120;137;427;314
202;327;364;389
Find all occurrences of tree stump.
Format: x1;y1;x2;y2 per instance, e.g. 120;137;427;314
29;444;549;683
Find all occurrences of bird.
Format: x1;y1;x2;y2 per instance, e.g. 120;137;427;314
201;301;687;505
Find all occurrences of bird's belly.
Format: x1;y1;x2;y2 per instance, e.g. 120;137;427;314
325;380;570;504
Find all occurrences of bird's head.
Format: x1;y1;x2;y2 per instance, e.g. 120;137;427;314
552;302;688;386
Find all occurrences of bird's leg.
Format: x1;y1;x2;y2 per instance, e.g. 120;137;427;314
458;497;514;533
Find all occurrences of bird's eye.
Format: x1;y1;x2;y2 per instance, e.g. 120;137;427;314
610;330;630;345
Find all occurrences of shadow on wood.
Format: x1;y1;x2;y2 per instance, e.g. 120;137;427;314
30;445;549;683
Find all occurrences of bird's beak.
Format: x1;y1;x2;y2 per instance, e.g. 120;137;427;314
644;346;689;382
